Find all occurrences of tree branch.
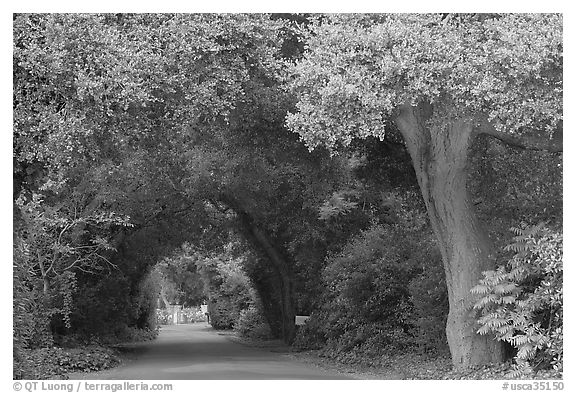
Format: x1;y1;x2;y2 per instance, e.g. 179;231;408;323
476;120;563;153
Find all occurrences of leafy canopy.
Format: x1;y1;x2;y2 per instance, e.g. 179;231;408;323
286;14;562;150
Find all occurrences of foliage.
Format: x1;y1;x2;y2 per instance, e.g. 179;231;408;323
156;309;172;325
15;192;132;324
234;306;272;339
293;173;450;356
13;12;292;343
407;237;449;355
209;301;238;330
191;243;257;329
14;233;53;352
318;191;359;220
292;318;326;350
13;12;348;347
91;326;159;347
134;269;162;331
468;135;562;259
13;13;563;375
294;222;448;358
155;250;206;308
14;346;120;380
156;307;207;325
472;224;563;375
286;13;562;367
181;307;208;322
286;14;562;152
321;224;416;333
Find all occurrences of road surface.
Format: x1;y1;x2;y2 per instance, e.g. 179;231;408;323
70;324;351;380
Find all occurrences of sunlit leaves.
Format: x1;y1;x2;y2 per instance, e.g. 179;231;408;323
286;14;562;151
471;224;563;372
14;13;288;193
318;191;359;220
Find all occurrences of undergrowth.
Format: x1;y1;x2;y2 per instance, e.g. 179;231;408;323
14;346;120;379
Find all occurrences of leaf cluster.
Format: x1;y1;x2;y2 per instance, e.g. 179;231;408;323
286;14;562;151
472;223;563;374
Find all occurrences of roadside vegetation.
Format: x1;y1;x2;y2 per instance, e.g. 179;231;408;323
14;13;562;380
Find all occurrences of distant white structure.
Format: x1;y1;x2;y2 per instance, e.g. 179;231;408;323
295;316;309;326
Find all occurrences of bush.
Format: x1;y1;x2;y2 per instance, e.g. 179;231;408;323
292;315;327;350
13;231;56;352
14;346;120;380
293;224;420;358
293;222;451;362
407;237;449;355
472;223;563;377
322;225;417;336
209;297;239;329
322;324;413;361
234;306;272;339
87;325;158;346
116;326;159;343
195;251;255;330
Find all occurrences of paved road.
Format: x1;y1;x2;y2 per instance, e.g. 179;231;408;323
70;324;351;380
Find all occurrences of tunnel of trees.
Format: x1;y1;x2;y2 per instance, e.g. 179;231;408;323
13;13;562;379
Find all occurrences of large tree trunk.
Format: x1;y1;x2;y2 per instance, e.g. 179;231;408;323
395;103;504;369
248;271;284;338
246;224;296;344
220;194;297;344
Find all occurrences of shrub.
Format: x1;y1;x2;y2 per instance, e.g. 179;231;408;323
292;314;327;350
321;224;417;335
234;306;272;339
293;224;420;357
472;223;563;377
407;237;449;355
85;325;158;346
195;250;255;330
117;326;159;343
14;346;120;380
322;324;413;361
293;222;451;361
209;297;239;329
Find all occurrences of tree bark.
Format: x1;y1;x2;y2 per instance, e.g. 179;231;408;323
245;223;296;344
220;194;297;344
246;268;284;338
395;103;505;369
476;119;563;153
38;255;50;295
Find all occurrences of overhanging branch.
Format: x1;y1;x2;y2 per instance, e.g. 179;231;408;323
476;120;563;153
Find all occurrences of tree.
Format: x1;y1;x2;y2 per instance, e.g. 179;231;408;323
14;13;340;345
189;243;256;329
286;14;562;368
12;13;227;341
200;88;350;342
155;247;206;308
